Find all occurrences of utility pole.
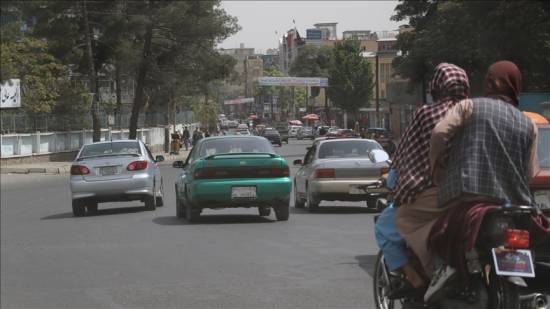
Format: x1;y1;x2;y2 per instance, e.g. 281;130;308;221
291;86;295;119
305;86;309;114
324;88;329;125
375;53;380;127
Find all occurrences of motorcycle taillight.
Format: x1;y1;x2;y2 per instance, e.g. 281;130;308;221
504;229;529;249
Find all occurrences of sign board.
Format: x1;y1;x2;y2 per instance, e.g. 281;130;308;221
224;97;254;105
306;29;322;40
258;77;329;87
1;79;21;109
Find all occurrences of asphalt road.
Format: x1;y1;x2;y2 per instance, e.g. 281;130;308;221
1;139;382;309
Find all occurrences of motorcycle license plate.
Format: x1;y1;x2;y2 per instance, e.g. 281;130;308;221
231;186;256;199
492;248;535;277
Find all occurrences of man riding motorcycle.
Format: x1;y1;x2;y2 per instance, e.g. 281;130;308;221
425;60;541;303
374;63;470;299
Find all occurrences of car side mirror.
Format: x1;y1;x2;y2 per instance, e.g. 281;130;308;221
293;159;303;166
369;149;390;163
155;155;165;162
173;160;186;168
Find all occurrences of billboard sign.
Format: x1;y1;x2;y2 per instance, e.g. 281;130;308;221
306;29;322;40
258;77;329;87
224;97;254;105
1;79;21;109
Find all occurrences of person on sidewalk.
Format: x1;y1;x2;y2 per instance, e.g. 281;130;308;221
424;60;539;302
182;126;190;151
385;63;470;294
192;128;203;147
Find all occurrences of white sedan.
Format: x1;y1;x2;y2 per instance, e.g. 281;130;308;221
293;138;390;211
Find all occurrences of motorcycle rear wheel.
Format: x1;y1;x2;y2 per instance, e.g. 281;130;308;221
488;270;520;309
373;251;396;309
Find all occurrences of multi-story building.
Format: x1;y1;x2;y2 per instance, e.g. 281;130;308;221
261;49;280;70
219;44;263;98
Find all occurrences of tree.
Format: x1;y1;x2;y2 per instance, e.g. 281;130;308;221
327;39;374;121
392;0;550;92
0;38;66;115
289;45;331;77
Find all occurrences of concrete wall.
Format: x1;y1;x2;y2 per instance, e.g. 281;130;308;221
1;123;199;163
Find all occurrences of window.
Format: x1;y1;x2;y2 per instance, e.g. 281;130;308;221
198;137;274;158
317;140;381;159
80;141;141;158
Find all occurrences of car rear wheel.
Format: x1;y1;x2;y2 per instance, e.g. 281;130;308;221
156;180;164;207
86;202;98;214
274;199;290;221
306;185;319;211
294;184;305;208
145;195;156;211
185;202;200;222
72;200;86;217
366;196;377;208
258;207;271;216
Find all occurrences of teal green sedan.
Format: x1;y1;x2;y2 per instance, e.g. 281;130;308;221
173;136;291;222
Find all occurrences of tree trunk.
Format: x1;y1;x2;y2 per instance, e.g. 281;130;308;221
129;3;153;140
82;0;101;142
115;62;122;129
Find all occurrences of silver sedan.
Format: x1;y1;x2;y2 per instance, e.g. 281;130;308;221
69;140;164;216
293;138;390;211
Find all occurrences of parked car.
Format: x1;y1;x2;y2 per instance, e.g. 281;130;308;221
237;123;249;130
293;138;390;211
288;125;302;138
173;136;291;222
276;126;289;143
297;126;314;140
69;140;165;216
314;126;331;138
236;128;251;136
262;127;282;146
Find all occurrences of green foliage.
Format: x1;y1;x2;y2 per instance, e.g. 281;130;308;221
0;38;66;114
289;45;332;77
327;39;374;116
54;82;92;130
392;0;550;91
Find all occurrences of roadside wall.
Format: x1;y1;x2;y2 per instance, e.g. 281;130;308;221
0;124;199;165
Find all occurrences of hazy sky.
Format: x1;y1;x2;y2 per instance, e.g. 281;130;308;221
220;1;402;53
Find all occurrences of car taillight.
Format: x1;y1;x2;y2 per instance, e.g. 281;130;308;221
194;168;216;179
127;160;148;171
272;166;290;177
70;165;90;175
505;229;530;249
315;168;335;178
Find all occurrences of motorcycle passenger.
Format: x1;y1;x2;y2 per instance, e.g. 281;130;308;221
375;63;470;297
425;60;540;301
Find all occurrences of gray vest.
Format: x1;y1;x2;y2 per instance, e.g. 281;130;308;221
438;98;534;207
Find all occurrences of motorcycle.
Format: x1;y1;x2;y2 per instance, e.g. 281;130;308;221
373;203;550;309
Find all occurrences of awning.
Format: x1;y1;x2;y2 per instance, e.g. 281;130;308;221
288;120;303;126
302;114;319;121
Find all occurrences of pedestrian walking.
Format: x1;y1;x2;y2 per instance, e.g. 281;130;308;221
182;126;190;151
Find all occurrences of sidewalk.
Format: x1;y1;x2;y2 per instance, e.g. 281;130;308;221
0;150;190;175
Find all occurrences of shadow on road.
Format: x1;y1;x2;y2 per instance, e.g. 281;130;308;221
291;206;379;214
153;214;275;225
355;254;378;278
41;206;147;220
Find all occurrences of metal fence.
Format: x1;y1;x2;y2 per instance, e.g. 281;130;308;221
0;111;194;134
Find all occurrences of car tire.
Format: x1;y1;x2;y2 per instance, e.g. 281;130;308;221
306;185;319;211
86;202;98;214
72;200;86;217
156;180;164;207
274;199;290;221
185;202;200;223
145;195;156;211
294;184;305;208
258;207;271;216
366;196;377;208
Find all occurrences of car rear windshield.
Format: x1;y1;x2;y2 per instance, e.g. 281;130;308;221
264;129;278;134
318;140;381;159
199;138;274;157
538;127;550;168
79;141;141;158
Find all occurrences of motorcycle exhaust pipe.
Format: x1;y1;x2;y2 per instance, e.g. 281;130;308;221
520;293;548;309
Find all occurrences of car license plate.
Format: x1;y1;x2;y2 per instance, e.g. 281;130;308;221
349;184;368;195
492;248;535;277
232;186;256;199
100;166;118;176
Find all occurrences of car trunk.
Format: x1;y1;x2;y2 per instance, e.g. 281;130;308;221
77;155;141;182
317;158;385;178
196;154;286;179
